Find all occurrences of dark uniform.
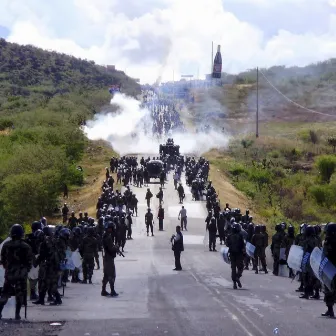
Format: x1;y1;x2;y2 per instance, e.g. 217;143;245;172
251;225;268;274
80;228;98;284
145;209;154;236
217;213;226;245
300;225;319;299
321;223;336;318
0;224;33;320
101;225;120;297
226;224;245;289
271;224;287;276
207;217;217;251
157;206;164;231
171;226;184;271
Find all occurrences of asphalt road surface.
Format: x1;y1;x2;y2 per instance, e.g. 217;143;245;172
1;164;335;336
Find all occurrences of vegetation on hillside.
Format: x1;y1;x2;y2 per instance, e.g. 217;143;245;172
208;122;336;230
0;39;140;235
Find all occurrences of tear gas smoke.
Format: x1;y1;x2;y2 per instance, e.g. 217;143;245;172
84;93;230;156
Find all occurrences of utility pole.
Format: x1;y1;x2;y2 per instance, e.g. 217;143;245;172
256;67;259;138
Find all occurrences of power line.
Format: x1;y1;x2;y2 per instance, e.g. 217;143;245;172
258;69;336;118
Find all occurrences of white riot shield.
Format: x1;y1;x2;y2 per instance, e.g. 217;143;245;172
203;232;209;251
310;247;336;291
310;247;323;282
246;242;256;259
28;255;39;280
287;245;304;272
280;248;286;261
71;250;82;268
220;247;231;264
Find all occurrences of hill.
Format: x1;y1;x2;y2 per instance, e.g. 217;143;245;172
0;39;140;235
193;60;336;228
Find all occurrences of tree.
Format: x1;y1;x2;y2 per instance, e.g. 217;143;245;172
316;155;336;183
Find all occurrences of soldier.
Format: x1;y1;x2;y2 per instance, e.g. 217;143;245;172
80;227;98;284
70;227;82;283
251;225;268;274
300;225;319;300
126;211;133;239
157;187;164;206
33;228;66;306
68;211;78;230
145;208;154;236
217;213;226;245
25;221;43;300
101;222;121;297
207;217;217;252
0;224;33;320
295;223;307;292
171;226;184;271
177;183;185;204
226;223;245;289
62;203;69;223
157;205;165;231
286;225;296;278
145;188;153;208
271;224;287;276
321;223;336;318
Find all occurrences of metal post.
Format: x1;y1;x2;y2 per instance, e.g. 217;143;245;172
256;67;259;138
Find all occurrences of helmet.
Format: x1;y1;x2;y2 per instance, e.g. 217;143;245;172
325;222;336;236
305;225;315;236
288;225;295;237
232;223;241;234
87;227;95;236
275;224;282;232
60;228;71;239
34;229;45;241
281;222;287;230
31;221;42;233
72;227;82;236
300;223;308;234
42;226;52;237
260;225;266;233
98;217;104;225
83;225;88;234
84;212;88;217
41;217;47;226
89;218;95;225
254;225;261;234
314;225;322;235
10;224;24;239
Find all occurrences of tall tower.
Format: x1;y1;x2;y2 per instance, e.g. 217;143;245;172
212;45;222;79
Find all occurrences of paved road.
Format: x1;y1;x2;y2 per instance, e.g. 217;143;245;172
1;165;335;335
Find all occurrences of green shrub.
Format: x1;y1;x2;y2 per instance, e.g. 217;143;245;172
316;155;336;183
309;185;336;207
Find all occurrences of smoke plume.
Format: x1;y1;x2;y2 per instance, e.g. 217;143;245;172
84;93;230;156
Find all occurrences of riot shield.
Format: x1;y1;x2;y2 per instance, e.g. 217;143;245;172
221;247;231;264
287;245;304;271
71;250;82;268
301;252;311;273
246;242;256;259
265;245;274;271
310;247;336;291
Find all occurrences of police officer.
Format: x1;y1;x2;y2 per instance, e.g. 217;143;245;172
321;222;336;318
251;225;268;274
171;226;184;271
207;217;217;252
101;222;120;297
0;224;33;320
271;224;287;276
226;223;245;289
145;208;154;236
80;227;98;284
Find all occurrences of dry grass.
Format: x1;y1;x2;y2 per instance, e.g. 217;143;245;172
205;149;265;224
0;129;11;136
49;139;120;223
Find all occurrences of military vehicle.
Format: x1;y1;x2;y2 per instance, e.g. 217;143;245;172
159;138;180;156
146;160;164;179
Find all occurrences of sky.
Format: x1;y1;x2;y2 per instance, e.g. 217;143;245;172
1;0;336;84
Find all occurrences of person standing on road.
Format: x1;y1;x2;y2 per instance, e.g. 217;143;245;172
178;206;187;231
145;208;154;236
171;226;184;271
173;171;179;190
62;203;69;223
207;217;217;251
156;187;164;206
0;224;33;320
226;223;245;289
145;188;153;208
157;205;165;231
101;222;120;297
177;183;185;204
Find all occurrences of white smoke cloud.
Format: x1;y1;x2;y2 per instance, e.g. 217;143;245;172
84;93;230;155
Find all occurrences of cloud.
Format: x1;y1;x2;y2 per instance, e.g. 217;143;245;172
1;0;336;84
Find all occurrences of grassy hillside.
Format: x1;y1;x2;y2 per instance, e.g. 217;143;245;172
198;60;336;229
0;39;140;235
